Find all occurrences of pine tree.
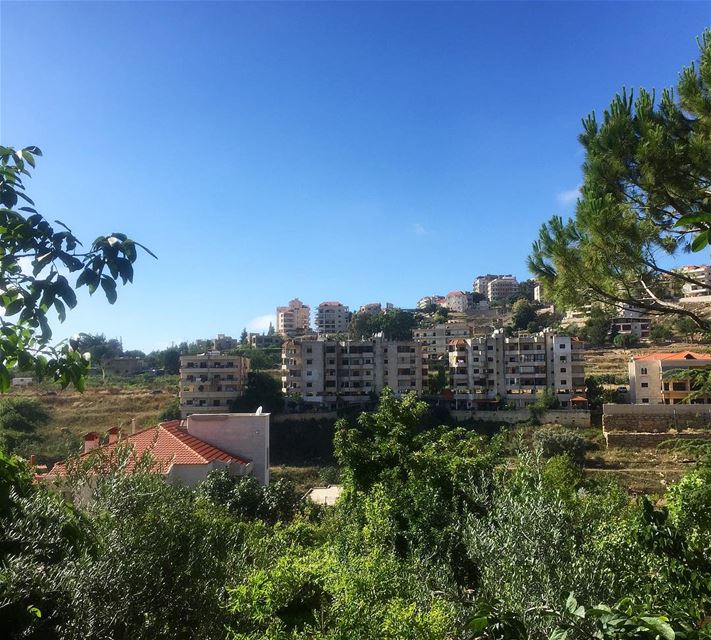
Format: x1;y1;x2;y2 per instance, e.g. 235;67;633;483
529;29;711;329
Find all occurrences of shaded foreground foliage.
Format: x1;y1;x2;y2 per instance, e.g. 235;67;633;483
1;391;710;639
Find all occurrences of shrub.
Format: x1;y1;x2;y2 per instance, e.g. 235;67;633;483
533;427;588;463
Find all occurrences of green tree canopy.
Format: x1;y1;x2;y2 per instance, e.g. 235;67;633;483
0;146;153;390
529;31;711;329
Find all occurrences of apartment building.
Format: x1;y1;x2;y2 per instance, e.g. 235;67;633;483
473;274;519;301
281;337;422;408
417;295;445;309
487;276;519;302
628;351;711;405
679;265;711;298
414;322;471;363
444;291;472;312
315;301;351;335
179;352;250;418
276;298;311;337
447;330;586;409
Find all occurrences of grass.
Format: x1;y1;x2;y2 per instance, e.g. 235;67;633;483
6;379;178;463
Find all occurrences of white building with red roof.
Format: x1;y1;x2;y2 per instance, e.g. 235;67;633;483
45;412;270;487
628;351;711;405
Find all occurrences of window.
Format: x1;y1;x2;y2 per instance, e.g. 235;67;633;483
487;345;493;350
642;398;649;404
306;347;312;354
641;367;648;375
306;359;313;364
306;382;312;388
560;368;567;373
213;399;220;406
559;344;566;348
561;379;567;385
641;382;649;388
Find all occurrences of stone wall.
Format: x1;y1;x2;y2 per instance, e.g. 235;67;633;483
452;409;591;428
604;431;711;448
603;404;711;433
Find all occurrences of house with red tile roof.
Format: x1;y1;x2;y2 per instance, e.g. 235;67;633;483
628;351;711;404
45;412;270;487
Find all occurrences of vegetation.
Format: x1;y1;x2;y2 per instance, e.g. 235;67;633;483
529;30;711;329
348;308;418;340
0;146;153;391
1;391;710;639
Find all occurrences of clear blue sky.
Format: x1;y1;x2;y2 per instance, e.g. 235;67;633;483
1;1;709;352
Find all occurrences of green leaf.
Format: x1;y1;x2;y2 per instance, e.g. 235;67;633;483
690;230;709;252
100;277;117;304
641;617;674;640
467;616;489;633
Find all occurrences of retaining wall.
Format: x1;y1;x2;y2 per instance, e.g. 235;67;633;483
603;404;711;432
452;409;590;428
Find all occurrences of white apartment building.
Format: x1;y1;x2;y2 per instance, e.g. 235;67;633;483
315;301;351;335
414;322;471;364
276;298;311;337
281;337;422;408
487;276;519;302
417;295;445;309
447;330;586;409
628;351;711;405
444;291;472;312
179;352;250;418
679;265;711;298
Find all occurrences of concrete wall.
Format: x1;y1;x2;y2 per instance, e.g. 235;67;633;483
273;411;337;423
451;409;591;427
187;413;270;485
166;459;252;487
603;404;711;433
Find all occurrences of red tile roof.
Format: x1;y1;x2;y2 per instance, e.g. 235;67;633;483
47;420;249;477
633;351;711;362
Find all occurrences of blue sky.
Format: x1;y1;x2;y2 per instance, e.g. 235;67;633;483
1;1;709;352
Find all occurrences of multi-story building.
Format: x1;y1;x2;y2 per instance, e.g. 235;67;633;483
487;276;519;302
447;330;586;409
276;299;311;337
444;291;472;312
678;265;711;298
104;356;146;376
473;275;498;296
417;295;445;309
247;332;283;349
358;302;383;315
281;337;422;408
414;322;471;363
315;301;351;335
179;352;250;418
628;351;711;405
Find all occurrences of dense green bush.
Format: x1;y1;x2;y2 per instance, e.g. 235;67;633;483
0;397;50;455
1;391;710;639
533;426;589;463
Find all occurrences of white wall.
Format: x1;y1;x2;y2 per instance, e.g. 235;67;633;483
187;413;270;485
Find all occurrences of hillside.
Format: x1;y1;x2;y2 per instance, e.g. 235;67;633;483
7;380;178;463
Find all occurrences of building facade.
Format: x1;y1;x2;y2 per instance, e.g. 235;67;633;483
179;352;250;418
679;265;711;298
281;337;422;408
444;291;472;312
276;298;311;337
315;301;351;335
487;276;519;302
628;351;711;405
447;330;586;409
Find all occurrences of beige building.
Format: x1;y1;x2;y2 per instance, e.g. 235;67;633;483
628;351;711;405
678;265;711;298
104;356;146;376
282;337;422;408
180;352;250;418
487;276;519;302
276;298;311;337
447;330;586;409
444;291;472;312
315;301;351;335
415;321;470;361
